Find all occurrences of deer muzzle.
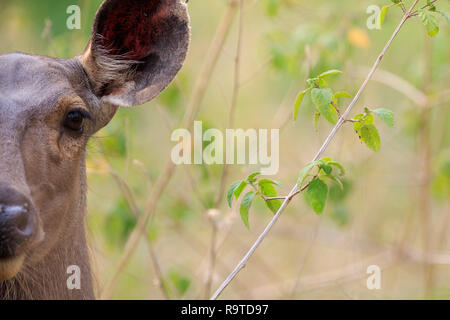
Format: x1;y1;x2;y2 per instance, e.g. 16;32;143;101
0;183;37;281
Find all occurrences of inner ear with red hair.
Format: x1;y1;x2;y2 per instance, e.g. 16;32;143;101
80;0;190;107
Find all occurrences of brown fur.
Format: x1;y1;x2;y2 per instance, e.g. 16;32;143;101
0;0;190;300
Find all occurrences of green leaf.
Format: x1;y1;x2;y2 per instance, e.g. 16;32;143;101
324;175;344;190
438;11;450;24
318;69;342;79
311;88;338;124
258;178;281;187
333;91;352;100
293;88;311;121
354;112;374;125
418;9;440;37
313;112;321;131
355;123;381;152
328;161;346;175
391;0;401;4
247;172;261;183
305;178;328;214
372;108;395;128
168;271;191;295
426;0;436;11
320;163;332;175
298;161;317;188
240;192;256;229
227;181;241;208
234;181;248;199
377;5;391;29
259;182;282;213
104;198;137;246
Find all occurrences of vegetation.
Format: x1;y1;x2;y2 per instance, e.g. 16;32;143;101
1;0;449;299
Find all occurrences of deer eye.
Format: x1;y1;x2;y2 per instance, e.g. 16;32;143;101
63;109;91;133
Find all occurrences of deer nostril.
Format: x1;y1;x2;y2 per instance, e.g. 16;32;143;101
1;205;32;236
0;184;37;259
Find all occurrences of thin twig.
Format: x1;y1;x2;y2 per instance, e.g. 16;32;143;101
419;35;434;299
214;0;245;207
146;241;171;300
89;145;171;299
206;0;245;298
204;222;219;299
210;1;420;300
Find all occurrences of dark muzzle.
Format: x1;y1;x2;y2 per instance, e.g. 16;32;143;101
0;183;35;259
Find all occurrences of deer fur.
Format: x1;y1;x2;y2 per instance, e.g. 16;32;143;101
0;0;190;300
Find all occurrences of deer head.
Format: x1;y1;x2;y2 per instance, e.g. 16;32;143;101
0;0;189;297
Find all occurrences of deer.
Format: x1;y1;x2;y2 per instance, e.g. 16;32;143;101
0;0;190;299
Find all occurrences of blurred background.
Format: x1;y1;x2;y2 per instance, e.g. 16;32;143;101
0;0;449;299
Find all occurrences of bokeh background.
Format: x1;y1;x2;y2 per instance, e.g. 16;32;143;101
0;0;449;299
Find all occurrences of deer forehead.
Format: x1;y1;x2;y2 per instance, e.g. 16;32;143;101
0;53;93;118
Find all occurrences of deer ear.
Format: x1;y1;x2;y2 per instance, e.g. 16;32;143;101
80;0;190;107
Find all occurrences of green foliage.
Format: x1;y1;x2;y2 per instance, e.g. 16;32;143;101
102;129;127;157
313;112;321;131
293;69;349;126
311;88;338;124
305;178;328;214
227;181;242;208
298;162;317;188
432;160;450;201
240;192;256;229
168;270;191;296
247;172;262;183
318;69;343;78
293;88;311;121
354;123;381;151
372;108;395;128
104;198;137;247
418;9;440;37
333;91;352;101
158;84;182;112
235;181;249;200
297;157;345;189
352;107;395;152
378;5;391;29
297;157;346;215
147;225;159;244
227;172;283;229
259;180;282;213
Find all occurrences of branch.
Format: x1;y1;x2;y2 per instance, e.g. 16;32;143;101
210;0;420;300
206;0;245;299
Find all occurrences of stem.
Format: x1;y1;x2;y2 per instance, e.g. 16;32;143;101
215;0;245;206
210;0;420;300
420;35;434;299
